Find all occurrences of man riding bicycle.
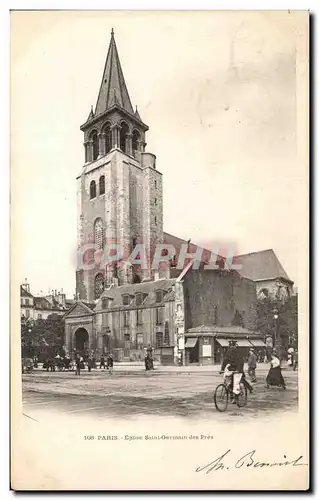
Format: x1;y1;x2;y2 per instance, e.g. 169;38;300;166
220;341;253;401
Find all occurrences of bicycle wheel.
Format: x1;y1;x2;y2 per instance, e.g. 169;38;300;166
236;382;248;407
214;384;229;412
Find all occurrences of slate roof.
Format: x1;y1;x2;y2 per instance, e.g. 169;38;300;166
94;30;134;117
98;278;177;310
163;232;224;268
186;325;260;336
34;297;52;309
20;286;33;298
235;249;292;283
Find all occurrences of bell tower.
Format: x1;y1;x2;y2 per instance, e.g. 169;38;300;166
76;30;163;302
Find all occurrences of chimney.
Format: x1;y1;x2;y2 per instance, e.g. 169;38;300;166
23;278;30;293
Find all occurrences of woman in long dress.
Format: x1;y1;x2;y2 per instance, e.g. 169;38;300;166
266;352;286;389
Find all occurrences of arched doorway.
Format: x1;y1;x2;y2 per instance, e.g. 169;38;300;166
74;328;89;357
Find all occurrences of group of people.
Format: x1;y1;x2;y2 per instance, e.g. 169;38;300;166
221;341;287;401
74;353;114;375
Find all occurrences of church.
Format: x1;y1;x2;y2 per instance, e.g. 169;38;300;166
64;30;277;365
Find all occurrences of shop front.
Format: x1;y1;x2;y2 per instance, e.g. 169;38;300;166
185;325;266;365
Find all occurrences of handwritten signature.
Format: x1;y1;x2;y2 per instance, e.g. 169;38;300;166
195;450;308;474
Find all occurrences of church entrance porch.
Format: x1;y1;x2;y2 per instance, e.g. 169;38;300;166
74;327;89;358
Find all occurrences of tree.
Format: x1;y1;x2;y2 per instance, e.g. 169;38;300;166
21;314;65;360
256;294;298;353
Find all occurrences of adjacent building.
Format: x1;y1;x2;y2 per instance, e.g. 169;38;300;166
236;249;293;302
20;279;73;322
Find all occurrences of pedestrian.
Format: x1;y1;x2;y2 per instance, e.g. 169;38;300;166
266;351;286;389
87;357;92;372
75;355;81;376
100;355;106;370
146;344;154;370
145;354;151;371
293;350;298;371
107;353;114;374
247;348;257;382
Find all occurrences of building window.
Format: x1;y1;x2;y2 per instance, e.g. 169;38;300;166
94;218;104;249
101;298;108;309
25;299;29;306
136;333;143;349
120;122;129;153
122;294;130;306
25;309;30;318
156;307;163;325
136;309;142;325
154;216;157;225
99;175;105;195
154;197;157;205
132;129;140;153
164;321;170;345
154;180;157;189
91;131;99;160
90;180;96;199
124;333;130;342
124;310;130;327
156;290;162;303
156;332;163;348
136;293;143;306
94;273;104;299
102;123;112;154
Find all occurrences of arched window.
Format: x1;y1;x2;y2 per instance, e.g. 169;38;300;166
120;122;129;153
102;124;112;154
94;273;104;299
99;175;105;195
90;180;96;199
94;218;104;249
132;129;140;154
91;131;99;161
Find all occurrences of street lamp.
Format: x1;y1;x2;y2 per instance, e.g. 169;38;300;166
273;309;279;353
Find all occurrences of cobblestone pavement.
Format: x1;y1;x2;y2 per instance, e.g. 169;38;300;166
22;367;298;421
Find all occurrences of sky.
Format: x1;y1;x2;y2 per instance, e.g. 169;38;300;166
11;11;308;298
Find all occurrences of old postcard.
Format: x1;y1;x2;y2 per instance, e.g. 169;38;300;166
11;10;309;490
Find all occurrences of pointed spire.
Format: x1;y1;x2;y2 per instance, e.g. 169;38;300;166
95;30;134;116
87;105;94;122
134;105;142;121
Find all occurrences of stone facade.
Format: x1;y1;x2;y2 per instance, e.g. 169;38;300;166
65;278;178;363
182;268;257;332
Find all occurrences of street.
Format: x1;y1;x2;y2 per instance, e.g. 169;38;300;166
22;365;298;421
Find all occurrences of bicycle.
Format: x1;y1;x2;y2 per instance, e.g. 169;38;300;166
214;378;248;412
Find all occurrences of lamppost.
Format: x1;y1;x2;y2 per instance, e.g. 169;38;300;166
273;308;282;357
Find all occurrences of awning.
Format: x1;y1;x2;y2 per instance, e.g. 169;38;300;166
249;339;266;347
185;337;198;348
216;338;229;347
236;339;254;348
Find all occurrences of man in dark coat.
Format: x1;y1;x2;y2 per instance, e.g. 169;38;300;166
100;355;106;370
107;353;114;374
248;348;257;382
75;355;81;376
221;341;253;394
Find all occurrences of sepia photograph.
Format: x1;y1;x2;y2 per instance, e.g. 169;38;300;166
10;10;309;491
